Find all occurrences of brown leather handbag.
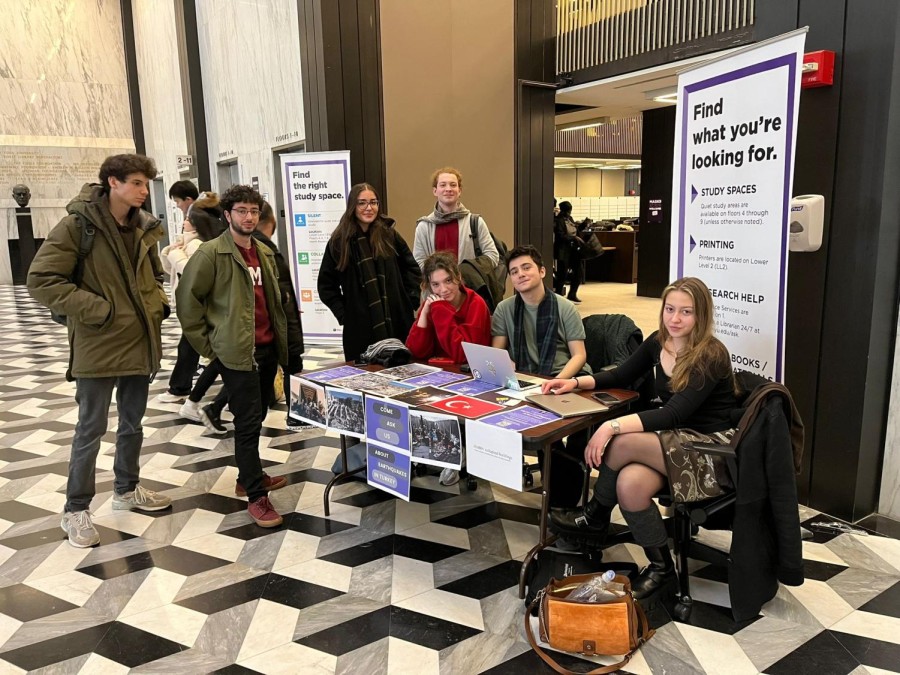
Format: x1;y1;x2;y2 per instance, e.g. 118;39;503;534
525;573;655;674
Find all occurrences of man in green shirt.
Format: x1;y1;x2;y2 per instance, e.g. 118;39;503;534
491;245;590;507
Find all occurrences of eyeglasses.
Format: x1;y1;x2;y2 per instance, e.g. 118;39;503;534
356;200;379;208
232;208;261;218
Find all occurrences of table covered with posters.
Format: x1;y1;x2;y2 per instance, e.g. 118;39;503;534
287;362;637;598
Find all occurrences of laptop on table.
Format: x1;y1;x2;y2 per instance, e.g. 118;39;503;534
461;342;542;392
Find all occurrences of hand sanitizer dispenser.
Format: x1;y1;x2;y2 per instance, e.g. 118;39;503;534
789;195;825;252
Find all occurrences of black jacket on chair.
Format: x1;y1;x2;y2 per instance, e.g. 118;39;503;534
729;389;804;622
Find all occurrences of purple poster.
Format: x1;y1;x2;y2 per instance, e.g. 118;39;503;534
404;371;470;387
442;379;501;396
366;442;411;501
478;405;560;431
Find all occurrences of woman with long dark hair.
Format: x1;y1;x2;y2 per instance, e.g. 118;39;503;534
541;277;739;599
318;183;422;361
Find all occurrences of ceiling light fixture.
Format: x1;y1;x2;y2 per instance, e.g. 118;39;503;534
556;116;611;132
645;86;678;104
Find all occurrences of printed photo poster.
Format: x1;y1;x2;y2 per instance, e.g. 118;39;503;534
304;365;367;384
289;376;327;428
325;386;365;439
409;409;462;470
377;363;441;381
391;386;454;407
464;419;523;492
671;29;806;382
281;150;351;344
365;395;412;500
333;373;417;398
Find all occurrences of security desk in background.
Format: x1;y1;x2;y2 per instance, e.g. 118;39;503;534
585;229;637;283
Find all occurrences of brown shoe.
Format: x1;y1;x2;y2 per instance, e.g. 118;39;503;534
248;496;283;528
235;472;287;497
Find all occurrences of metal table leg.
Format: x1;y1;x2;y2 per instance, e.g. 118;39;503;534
323;434;365;516
519;441;556;598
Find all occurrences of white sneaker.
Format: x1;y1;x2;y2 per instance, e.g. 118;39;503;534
179;399;201;422
61;510;100;548
439;468;460;486
112;484;172;512
156;391;186;404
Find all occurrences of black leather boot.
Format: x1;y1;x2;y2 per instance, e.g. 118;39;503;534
631;546;676;600
549;498;613;543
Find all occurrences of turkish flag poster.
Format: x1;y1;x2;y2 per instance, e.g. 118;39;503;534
428;395;504;419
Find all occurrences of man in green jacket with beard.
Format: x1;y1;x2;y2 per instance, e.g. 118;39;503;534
176;185;289;528
27;154;173;548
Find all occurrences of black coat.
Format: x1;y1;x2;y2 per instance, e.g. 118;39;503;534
318;221;421;361
729;391;804;622
251;230;304;373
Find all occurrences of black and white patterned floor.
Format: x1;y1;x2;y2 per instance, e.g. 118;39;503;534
0;284;898;674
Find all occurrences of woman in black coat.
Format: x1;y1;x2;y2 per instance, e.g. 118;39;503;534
318;183;422;361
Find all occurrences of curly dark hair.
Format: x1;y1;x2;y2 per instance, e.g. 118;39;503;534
220;185;264;212
99;154;157;191
505;244;544;271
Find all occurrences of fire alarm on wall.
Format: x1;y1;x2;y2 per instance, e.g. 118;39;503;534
802;51;835;88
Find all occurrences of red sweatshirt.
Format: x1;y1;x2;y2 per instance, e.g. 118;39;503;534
406;285;491;363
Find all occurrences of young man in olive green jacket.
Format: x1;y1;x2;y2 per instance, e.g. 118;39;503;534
176;185;289;527
27;154;173;548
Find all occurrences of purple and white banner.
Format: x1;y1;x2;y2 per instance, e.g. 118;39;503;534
671;30;806;382
281;151;351;344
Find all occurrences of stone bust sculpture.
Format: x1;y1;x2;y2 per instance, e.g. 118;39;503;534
12;184;31;208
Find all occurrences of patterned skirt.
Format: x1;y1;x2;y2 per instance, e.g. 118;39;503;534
656;428;735;503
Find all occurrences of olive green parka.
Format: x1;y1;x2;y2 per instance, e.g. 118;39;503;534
27;184;169;381
175;230;289;370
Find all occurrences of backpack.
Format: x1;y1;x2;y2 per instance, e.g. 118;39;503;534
51;215;96;326
468;213;508;308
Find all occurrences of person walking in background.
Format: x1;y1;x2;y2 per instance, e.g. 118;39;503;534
27;153;173;547
553;200;586;302
318;183;422;362
157;192;225;406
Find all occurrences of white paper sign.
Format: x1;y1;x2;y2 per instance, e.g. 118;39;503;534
671;30;806;382
281;151;351;344
464;419;523;492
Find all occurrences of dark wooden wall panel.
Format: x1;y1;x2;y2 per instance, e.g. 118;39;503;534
298;0;386;205
636;106;675;299
810;0;900;519
515;0;557;263
173;0;210;190
120;0;145;155
785;0;845;504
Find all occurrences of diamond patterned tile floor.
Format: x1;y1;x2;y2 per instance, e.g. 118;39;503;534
1;284;899;674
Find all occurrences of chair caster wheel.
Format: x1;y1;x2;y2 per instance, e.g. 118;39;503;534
672;597;693;622
524;473;534;487
466;477;477;491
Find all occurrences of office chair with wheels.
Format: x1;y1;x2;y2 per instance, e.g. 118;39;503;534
662;371;805;623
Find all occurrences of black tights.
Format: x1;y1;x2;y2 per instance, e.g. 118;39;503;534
601;432;667;512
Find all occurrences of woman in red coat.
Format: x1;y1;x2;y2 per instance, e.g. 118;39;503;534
406;252;491;486
406;251;491;364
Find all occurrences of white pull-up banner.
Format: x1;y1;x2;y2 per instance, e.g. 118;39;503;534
671;29;807;382
281;150;351;344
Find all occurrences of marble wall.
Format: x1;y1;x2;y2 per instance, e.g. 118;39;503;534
132;0;190;241
196;0;305;202
879;311;900;519
0;0;135;283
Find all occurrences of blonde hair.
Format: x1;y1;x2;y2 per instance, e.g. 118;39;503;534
431;167;463;188
657;277;735;393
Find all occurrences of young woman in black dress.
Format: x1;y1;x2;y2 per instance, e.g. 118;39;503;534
541;277;738;599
